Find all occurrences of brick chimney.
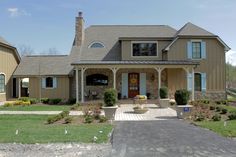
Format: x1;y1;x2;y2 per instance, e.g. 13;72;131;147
74;12;84;46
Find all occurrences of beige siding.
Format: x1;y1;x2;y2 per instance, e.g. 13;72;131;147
121;40;171;60
29;76;70;100
168;38;226;91
0;46;18;101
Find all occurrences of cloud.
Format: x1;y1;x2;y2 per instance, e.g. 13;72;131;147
226;50;236;65
7;7;31;17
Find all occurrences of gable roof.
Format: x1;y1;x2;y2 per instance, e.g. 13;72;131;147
0;36;21;63
79;25;177;61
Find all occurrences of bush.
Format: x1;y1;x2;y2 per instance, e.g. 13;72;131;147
41;98;49;104
84;116;93;123
65;116;73;124
200;99;210;104
216;106;223;112
3;102;13;107
18;97;30;102
60;110;69;118
49;98;62;105
21;101;31;106
228;111;236;120
47;117;55;124
221;108;228;114
99;116;108;123
29;98;38;104
212;114;221;121
209;105;216;110
160;86;168;99
13;101;24;106
47;110;69;124
70;103;80;110
104;88;117;106
174;89;190;105
194;113;206;121
67;98;76;105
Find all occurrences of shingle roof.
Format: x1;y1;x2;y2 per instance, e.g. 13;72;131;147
175;22;216;36
79;25;177;61
72;60;199;65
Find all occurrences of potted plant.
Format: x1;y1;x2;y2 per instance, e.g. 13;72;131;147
174;89;192;119
102;88;118;120
159;86;170;108
133;95;148;114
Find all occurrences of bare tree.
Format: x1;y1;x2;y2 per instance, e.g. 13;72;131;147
18;44;34;57
48;47;58;55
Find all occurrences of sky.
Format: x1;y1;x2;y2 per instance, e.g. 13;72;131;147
0;0;236;64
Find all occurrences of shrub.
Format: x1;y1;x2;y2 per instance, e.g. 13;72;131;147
29;98;38;104
104;88;117;106
70;103;80;110
21;101;31;106
174;89;190;105
13;101;24;106
65;116;73;124
41;98;49;104
84;116;93;123
47;111;70;124
60;110;69;118
194;113;206;121
209;105;216;110
18;97;30;102
99;116;108;123
49;98;62;105
221;108;228;114
212;114;221;121
216;106;223;112
160;86;168;99
201;99;210;104
67;98;76;105
221;100;228;105
3;102;13;107
47;117;55;124
215;100;222;105
228;111;236;120
93;108;101;119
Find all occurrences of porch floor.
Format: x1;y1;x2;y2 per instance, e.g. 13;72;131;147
115;104;177;121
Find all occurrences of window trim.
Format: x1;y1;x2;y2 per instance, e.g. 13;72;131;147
45;77;54;89
190;39;203;60
88;41;105;48
194;72;202;92
0;72;6;94
131;41;158;58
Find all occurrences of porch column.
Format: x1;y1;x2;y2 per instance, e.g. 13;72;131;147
75;68;79;103
81;67;86;103
155;67;163;99
192;68;195;101
111;68;118;89
18;78;21;98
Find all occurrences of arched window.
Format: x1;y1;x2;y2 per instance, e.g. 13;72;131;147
86;74;108;86
0;74;5;93
46;77;53;88
194;73;201;91
89;42;104;48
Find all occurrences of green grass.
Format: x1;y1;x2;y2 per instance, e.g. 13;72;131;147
227;95;236;101
222;105;236;112
0;104;71;111
0;115;112;143
195;120;236;137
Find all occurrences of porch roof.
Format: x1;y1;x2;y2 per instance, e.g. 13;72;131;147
71;60;199;66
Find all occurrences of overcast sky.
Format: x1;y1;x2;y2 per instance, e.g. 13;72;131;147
0;0;236;64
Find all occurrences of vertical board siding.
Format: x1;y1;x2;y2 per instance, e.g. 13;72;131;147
121;73;128;98
139;73;146;95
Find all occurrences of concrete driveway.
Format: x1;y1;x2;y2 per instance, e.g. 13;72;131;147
111;120;236;157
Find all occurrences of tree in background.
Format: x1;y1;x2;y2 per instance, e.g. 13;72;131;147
18;44;34;57
226;62;236;88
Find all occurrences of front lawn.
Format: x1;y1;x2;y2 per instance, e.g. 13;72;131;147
0;104;71;111
0;115;112;143
195;120;236;137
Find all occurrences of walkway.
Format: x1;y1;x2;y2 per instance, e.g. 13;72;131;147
111;120;236;157
0;111;83;116
115;104;177;121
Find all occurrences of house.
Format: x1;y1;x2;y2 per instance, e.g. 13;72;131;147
0;37;20;101
2;12;230;103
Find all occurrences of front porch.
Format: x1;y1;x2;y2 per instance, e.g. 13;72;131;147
72;60;199;103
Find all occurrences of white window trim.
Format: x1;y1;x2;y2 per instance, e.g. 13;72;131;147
88;41;105;48
131;41;158;58
0;72;6;94
191;40;202;60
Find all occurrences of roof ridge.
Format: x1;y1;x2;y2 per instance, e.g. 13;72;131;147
25;55;69;57
90;25;171;27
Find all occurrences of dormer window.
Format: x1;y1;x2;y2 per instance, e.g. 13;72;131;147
89;42;105;48
132;41;158;56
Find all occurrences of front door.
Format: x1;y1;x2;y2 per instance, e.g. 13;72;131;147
128;73;139;98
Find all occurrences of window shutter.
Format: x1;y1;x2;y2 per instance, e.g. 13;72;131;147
121;73;128;98
139;73;146;95
187;73;192;91
201;41;206;59
187;41;192;59
201;73;206;92
42;78;46;88
53;77;57;88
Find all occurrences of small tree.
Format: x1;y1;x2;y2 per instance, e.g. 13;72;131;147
104;88;117;106
160;86;168;99
174;89;190;105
